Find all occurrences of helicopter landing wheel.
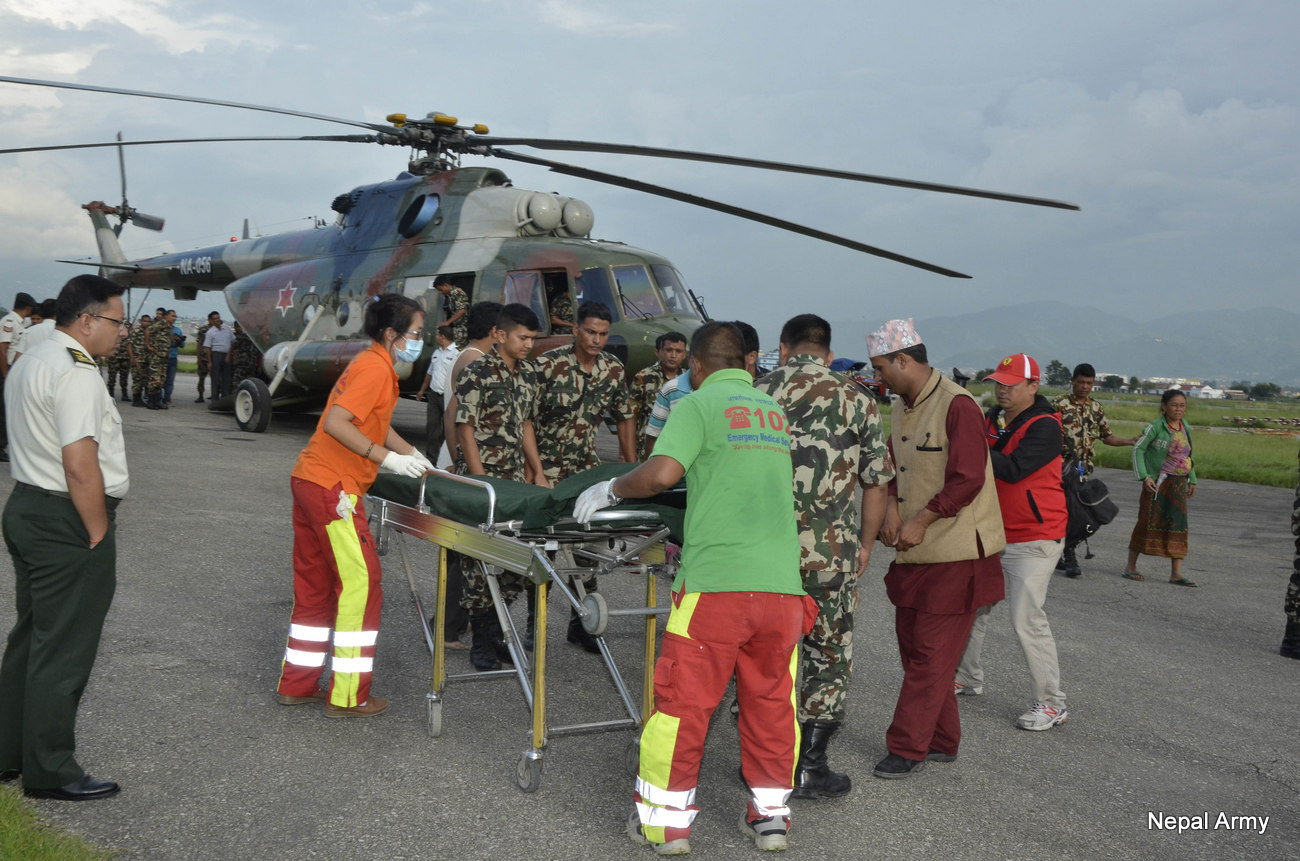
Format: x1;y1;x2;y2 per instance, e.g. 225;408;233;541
234;378;273;433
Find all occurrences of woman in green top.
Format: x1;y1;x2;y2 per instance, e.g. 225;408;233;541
1124;390;1197;586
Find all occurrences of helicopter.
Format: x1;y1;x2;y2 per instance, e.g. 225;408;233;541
0;76;1079;433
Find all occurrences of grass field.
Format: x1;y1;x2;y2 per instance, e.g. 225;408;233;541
879;384;1300;489
0;786;113;860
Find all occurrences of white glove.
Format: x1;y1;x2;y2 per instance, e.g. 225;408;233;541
574;479;619;523
411;450;436;474
380;450;425;478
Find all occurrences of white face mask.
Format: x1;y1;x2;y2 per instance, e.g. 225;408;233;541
394;336;422;363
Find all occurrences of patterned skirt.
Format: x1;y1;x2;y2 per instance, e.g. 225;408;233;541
1128;474;1190;559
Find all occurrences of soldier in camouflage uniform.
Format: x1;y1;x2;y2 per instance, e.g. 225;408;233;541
453;304;546;670
106;321;132;401
193;312;215;402
1050;362;1137;576
533;301;636;652
128;313;152;406
754;313;894;799
146;310;173;409
630;331;687;460
1281;448;1300;660
435;276;470;348
231;321;261;383
547;287;574;335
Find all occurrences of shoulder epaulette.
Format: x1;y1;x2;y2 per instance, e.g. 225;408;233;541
67;346;98;366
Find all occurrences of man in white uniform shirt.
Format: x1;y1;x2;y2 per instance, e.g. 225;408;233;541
203;315;235;399
0;275;130;801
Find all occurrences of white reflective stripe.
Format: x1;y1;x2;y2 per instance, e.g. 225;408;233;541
333;630;377;647
750;786;792;816
636;777;696;809
289;624;331;642
331;656;374;674
635;802;698;828
284;647;327;667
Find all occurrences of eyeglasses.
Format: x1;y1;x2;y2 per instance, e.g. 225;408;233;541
403;329;422;338
86;313;129;329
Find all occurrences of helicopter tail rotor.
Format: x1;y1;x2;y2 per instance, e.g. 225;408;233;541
112;131;166;235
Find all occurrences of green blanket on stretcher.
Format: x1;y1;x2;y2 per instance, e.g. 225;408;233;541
367;463;686;540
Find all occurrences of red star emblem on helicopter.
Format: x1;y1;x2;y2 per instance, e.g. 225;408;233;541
275;282;296;316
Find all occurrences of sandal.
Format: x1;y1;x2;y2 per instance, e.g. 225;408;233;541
1122;571;1145;581
1169;577;1197;587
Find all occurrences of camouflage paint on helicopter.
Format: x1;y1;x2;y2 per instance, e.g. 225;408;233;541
87;165;706;423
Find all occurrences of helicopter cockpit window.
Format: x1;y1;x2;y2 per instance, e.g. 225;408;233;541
612;264;664;320
503;271;548;330
577;267;617;319
650;265;695;316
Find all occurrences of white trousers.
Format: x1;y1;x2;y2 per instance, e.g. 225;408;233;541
956;538;1066;709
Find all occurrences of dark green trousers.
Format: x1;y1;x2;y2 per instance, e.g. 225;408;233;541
0;483;118;788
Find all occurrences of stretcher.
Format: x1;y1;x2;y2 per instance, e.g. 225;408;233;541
365;464;682;792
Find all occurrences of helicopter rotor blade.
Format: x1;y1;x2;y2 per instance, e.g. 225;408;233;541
0;135;378;156
491;149;972;278
476;136;1080;212
129;212;167;232
0;76;390;134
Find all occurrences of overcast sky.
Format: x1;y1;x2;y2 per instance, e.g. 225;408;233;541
1;0;1297;349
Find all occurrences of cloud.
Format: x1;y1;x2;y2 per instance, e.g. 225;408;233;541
1;0;276;54
536;0;678;36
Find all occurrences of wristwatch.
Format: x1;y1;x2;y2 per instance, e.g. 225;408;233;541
607;481;622;507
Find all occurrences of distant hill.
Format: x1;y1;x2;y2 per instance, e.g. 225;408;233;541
906;302;1300;388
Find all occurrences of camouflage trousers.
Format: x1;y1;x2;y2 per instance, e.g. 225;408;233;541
131;358;152;399
459;558;529;615
148;353;168;394
106;358;129;395
196;357;210;394
798;566;858;722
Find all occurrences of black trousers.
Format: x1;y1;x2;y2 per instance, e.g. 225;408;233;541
0;484;119;788
210;351;232;399
424;393;446;461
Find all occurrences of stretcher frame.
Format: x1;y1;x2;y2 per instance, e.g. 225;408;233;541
365;470;672;792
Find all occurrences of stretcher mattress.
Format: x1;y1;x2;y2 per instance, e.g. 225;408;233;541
368;462;685;538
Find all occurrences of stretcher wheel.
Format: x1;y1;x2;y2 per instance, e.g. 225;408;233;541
427;697;442;738
624;738;640;778
581;592;608;636
516;750;543;793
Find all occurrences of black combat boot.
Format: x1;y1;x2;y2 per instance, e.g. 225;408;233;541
792;721;852;799
1060;543;1081;578
1281;621;1300;660
132;392;145;407
469;612;502;671
146;392;161;410
567;608;601;654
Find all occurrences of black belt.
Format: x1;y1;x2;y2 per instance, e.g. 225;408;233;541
16;481;123;511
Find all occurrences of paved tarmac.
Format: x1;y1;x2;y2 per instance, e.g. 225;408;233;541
1;390;1297;860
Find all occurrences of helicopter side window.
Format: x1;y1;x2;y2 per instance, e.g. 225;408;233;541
576;267;618;320
503;271;548;330
612;264;664;319
542;271;574;335
650;264;696;316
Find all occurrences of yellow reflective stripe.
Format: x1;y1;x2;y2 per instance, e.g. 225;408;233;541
636;777;695;809
787;644;801;783
332;656;373;673
333;630;377;647
664;592;700;638
324;499;371;708
289;624;331;642
283;647;326;667
635;802;697;828
639;713;681;794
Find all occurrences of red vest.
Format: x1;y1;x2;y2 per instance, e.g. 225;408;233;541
987;413;1068;543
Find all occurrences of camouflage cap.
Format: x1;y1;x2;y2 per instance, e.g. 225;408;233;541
865;318;922;358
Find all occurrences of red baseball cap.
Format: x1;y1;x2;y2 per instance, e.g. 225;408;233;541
985;353;1041;385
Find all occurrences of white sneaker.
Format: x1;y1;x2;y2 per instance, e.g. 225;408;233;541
1017;702;1068;731
738;814;789;851
628;811;691;855
954;681;983;696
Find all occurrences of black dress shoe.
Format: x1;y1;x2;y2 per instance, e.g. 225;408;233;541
872;753;926;779
25;774;121;800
